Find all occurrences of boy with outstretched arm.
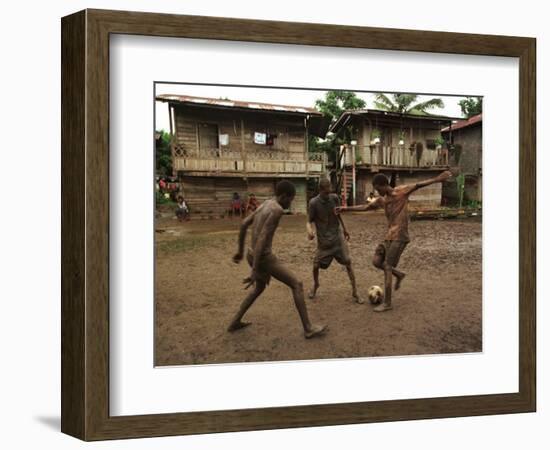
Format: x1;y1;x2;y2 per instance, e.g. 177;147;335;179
336;170;452;312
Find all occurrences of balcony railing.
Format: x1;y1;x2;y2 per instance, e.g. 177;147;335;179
342;145;449;169
172;146;326;175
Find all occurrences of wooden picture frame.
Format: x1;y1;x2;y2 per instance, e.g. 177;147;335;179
61;9;536;441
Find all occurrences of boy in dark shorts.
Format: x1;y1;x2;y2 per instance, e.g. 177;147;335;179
229;180;327;338
336;170;452;312
306;178;361;303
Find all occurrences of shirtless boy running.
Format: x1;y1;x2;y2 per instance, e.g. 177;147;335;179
307;178;362;303
336;170;452;312
229;180;327;338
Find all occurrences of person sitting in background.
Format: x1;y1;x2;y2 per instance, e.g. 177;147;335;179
159;177;167;192
231;192;243;218
176;195;189;222
245;193;259;216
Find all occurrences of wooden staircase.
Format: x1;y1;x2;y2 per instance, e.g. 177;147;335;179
339;168;353;206
335;145;352;206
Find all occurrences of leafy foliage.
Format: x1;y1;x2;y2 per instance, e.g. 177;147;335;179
458;97;483;118
314;90;366;123
435;135;445;146
371;128;382;139
309;92;362;157
310;91;366;156
156;190;175;205
156;129;173;175
373;93;444;115
456;173;466;208
466;199;481;209
308;134;333;154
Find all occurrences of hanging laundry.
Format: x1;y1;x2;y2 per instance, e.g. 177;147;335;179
219;134;229;146
254;132;267;145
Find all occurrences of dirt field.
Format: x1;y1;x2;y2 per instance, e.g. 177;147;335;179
155;212;482;366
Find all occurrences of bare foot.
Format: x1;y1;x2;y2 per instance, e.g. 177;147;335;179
304;324;328;339
395;273;406;291
308;284;319;299
373;304;393;312
353;294;364;304
227;321;252;332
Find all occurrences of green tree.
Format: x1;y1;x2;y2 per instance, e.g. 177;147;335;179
308;133;334;155
373;93;444;115
458;97;483;118
314;90;366;123
156;129;173;175
310;91;366;155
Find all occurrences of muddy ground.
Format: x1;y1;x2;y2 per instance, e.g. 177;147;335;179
155;212;482;366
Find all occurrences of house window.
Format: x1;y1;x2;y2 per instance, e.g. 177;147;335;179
426;139;437;150
198;123;219;151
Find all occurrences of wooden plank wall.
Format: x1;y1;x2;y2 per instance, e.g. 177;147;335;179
292;179;307;214
174;106;306;158
356;171;443;208
399;172;443;207
180;176;308;217
174;114;198;151
359;122;442;151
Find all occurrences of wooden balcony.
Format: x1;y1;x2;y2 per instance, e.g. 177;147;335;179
172;148;327;178
342;144;450;170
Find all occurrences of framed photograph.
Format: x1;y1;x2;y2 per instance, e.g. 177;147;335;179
61;9;536;441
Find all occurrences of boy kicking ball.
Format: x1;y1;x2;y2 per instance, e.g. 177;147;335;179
229;180;327;339
336;170;452;312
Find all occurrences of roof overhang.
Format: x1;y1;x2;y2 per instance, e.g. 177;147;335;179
441;113;482;132
308;115;332;138
156;94;322;117
329;109;462;135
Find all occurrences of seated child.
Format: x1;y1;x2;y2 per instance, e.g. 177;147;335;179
176;195;189;222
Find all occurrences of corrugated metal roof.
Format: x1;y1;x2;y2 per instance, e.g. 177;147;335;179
349;109;461;121
156;94;322;116
329;109;460;134
441;113;482;132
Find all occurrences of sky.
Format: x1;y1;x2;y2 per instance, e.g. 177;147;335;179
155;83;478;132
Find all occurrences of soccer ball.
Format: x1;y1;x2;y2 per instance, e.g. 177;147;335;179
367;285;384;305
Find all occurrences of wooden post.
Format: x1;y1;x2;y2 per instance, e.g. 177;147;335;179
168;105;176;177
305;127;309;177
195;121;200;155
449;121;453;167
240;118;247;176
351;143;356;206
168;104;173;136
342;169;347;206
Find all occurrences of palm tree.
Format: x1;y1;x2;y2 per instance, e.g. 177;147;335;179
373;93;444;115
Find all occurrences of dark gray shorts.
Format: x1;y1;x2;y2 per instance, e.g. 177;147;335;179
374;240;408;268
314;240;351;269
